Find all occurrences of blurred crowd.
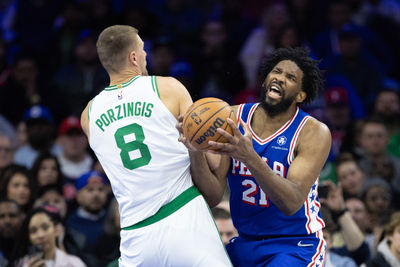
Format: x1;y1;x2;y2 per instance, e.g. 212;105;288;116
0;0;400;266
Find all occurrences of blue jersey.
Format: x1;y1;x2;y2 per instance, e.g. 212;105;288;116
228;103;325;237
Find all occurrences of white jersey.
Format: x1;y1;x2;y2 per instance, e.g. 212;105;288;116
89;75;193;228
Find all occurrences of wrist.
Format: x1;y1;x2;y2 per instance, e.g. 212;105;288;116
331;207;348;224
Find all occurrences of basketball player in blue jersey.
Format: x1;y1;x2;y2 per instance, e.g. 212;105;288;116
178;47;331;266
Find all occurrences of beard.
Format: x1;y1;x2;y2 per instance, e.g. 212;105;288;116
259;83;296;117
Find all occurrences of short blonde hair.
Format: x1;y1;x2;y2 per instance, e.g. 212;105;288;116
96;25;139;74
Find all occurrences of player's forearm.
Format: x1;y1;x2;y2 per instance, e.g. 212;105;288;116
244;153;305;215
189;151;226;207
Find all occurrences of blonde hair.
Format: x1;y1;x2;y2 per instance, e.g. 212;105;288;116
96;25;139;74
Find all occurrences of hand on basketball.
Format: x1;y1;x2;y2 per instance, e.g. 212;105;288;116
208;118;254;163
176;115;199;151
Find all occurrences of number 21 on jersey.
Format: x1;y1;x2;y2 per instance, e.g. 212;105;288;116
232;158;286;207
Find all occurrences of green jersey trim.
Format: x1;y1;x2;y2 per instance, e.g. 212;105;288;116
151;76;160;99
88;99;94;121
122;186;200;230
104;76;141;91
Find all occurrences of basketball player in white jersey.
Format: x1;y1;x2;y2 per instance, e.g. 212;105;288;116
80;25;231;267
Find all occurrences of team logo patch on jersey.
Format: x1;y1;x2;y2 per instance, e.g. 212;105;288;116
118;90;123;100
277;136;287;146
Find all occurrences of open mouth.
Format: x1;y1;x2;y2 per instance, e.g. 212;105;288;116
268;83;283;99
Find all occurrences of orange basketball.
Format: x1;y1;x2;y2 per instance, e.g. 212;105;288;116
183;97;236;150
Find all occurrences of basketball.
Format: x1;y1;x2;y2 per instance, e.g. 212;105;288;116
183;97;236;150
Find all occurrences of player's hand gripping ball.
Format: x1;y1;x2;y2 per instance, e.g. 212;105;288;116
183;97;237;150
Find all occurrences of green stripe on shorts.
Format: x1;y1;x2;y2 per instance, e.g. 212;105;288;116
122;186;200;230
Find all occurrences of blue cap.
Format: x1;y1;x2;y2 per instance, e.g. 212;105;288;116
75;171;108;190
23;105;53;123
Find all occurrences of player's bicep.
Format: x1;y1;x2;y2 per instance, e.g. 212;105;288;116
287;120;331;196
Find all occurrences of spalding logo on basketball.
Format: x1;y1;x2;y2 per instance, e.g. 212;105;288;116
183;97;236;150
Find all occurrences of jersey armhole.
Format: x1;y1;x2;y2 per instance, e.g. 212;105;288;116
88;98;95;121
151;76;161;99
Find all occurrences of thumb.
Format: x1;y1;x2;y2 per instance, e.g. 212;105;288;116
240;118;251;137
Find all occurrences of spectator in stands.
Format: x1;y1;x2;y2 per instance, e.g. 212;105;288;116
52;30;108;116
320;205;358;267
66;170;109;266
94;198;121;267
12;206;86;267
372;89;400;159
345;197;375;257
0;199;24;265
31;153;64;192
34;185;68;219
239;1;290;89
321;23;385;111
57;116;93;200
320;180;371;265
192;19;245;103
335;153;365;199
0;131;15;175
148;37;176;77
211;207;237;245
357;118;400;196
0;165;34;213
362;178;394;247
14;105;62;169
367;211;400;267
324;87;352;159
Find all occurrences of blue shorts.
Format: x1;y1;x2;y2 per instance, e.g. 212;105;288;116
226;230;326;267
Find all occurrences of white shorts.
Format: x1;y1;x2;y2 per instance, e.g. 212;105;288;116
119;193;232;267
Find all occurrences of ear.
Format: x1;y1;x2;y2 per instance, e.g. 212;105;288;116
128;50;138;67
296;91;307;103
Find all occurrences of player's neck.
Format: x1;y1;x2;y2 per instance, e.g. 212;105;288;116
109;69;142;86
252;104;298;136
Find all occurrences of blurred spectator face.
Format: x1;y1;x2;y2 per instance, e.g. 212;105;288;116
150;44;174;76
329;2;351;29
201;21;227;51
263;2;289;31
364;185;391;215
0;201;23;239
29;212;57;254
324;87;350;128
278;26;300;48
346;198;370;232
27;120;55;151
388;224;400;255
359;122;389;156
374;91;400;117
38;190;67;218
0;135;14;169
215;217;237;245
60;130;88;160
7;172;30;207
337;161;365;196
37;158;59;186
75;36;97;66
14;58;38;87
77;183;107;214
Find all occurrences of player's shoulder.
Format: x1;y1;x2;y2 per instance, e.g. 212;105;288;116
301;117;331;144
153;76;182;89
